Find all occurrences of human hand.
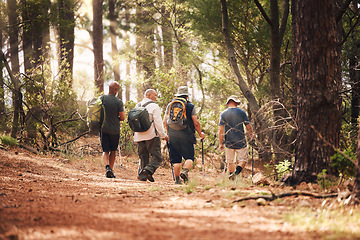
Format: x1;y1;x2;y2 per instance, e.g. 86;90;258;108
219;143;224;151
199;132;205;139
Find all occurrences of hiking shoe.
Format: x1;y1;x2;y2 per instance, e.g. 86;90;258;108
137;171;147;181
229;172;236;180
138;169;154;182
175;178;183;185
106;169;116;178
143;169;155;182
180;171;188;183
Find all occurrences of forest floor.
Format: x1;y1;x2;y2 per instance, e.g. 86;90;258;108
1;136;359;240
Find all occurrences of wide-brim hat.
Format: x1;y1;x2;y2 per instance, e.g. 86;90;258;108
226;95;241;105
175;86;190;96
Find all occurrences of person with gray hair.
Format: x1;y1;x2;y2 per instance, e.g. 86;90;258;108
218;95;254;180
100;81;126;178
134;89;168;182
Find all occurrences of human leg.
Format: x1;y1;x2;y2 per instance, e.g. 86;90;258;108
137;141;149;177
167;139;183;184
234;147;248;175
144;137;162;174
225;147;236;174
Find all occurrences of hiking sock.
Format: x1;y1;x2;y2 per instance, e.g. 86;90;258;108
182;168;189;174
105;165;111;171
235;166;243;175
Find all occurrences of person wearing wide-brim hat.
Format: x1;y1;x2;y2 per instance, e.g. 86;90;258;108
163;86;205;184
218;95;254;180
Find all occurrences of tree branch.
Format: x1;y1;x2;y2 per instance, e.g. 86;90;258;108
253;0;273;27
232;190;339;203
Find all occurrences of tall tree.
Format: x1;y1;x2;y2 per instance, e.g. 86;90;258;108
57;0;75;85
109;0;122;99
0;6;5;126
254;0;290;161
93;0;104;93
290;0;342;184
7;0;21;138
135;3;156;95
161;5;173;71
354;122;360;201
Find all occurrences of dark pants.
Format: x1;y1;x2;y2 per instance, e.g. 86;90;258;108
137;137;162;175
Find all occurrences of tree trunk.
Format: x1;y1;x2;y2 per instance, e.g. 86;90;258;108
0;11;5;126
58;0;75;85
219;0;259;113
254;0;290;162
21;0;33;74
290;0;342;184
350;48;360;120
161;6;173;71
93;0;104;93
8;0;21;138
135;4;155;95
353;119;360;202
125;8;131;102
109;0;122;99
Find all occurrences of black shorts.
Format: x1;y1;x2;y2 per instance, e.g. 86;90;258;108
167;129;195;164
100;131;120;152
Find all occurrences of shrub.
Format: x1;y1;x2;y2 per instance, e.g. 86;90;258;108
0;135;18;147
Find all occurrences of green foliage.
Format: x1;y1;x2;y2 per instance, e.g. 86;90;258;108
275;160;292;180
120;100;137;155
0;135;18;147
331;149;356;178
317;169;336;190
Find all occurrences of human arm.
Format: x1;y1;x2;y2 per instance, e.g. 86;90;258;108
191;115;205;139
218;125;225;151
119;111;126;121
153;106;168;141
245;123;254;141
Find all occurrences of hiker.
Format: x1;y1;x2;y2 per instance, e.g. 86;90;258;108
218;95;254;180
100;81;126;178
163;86;205;184
134;89;168;182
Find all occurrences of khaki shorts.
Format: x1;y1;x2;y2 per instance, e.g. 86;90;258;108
225;147;248;165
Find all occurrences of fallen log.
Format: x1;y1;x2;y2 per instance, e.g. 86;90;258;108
232;190;339;203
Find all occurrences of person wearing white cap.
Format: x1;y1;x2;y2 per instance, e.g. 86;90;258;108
163;86;205;184
218;95;254;180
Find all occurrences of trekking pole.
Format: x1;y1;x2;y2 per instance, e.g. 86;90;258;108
166;141;175;181
201;139;204;173
251;140;254;184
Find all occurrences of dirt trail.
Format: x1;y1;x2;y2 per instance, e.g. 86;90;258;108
0;147;323;240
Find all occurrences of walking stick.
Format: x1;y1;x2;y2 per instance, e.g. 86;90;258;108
166;141;175;181
201;139;204;173
251;141;254;183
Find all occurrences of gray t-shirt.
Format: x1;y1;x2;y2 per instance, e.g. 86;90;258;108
219;107;250;149
101;95;124;134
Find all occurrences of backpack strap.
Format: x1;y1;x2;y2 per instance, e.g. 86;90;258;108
141;100;155;108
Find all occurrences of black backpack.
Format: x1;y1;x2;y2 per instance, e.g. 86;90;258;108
128;101;155;132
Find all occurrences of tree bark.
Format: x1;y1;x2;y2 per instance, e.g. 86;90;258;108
161;6;173;70
0;11;5;125
354;123;360;201
58;0;75;85
254;0;290;162
93;0;104;93
109;0;122;99
290;0;342;184
219;0;259;113
8;0;21;138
